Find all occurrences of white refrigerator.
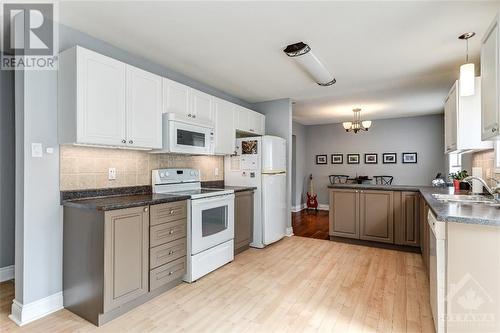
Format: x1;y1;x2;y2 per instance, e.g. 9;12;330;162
224;136;287;248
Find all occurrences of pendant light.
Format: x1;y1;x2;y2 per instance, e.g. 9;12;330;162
342;108;372;133
458;32;476;97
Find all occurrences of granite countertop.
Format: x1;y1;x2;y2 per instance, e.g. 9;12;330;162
201;181;257;193
61;186;190;211
328;183;500;227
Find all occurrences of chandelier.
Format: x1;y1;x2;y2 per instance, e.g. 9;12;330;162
342;108;372;133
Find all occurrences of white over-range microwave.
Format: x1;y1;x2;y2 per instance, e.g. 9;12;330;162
153;113;215;155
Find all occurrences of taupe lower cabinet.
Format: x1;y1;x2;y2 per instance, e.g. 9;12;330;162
234;190;254;254
104;206;149;312
63;200;187;326
329;188;420;247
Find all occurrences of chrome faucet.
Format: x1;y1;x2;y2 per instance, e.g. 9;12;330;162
463;176;500;201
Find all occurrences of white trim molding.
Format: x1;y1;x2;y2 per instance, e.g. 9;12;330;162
291;203;307;212
318;204;329;211
286;227;294;237
9;292;63;326
0;265;14;282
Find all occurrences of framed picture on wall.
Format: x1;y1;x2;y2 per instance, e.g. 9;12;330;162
316;154;327;165
382;153;397;164
347;154;360;164
364;153;378;164
402;152;418;164
331;154;343;164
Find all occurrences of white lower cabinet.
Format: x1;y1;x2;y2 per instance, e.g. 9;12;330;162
214;98;236;155
59;46;162;149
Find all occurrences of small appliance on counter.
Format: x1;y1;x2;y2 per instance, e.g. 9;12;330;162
152;168;234;282
224;135;287;248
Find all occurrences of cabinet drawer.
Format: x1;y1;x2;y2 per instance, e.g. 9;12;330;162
150;257;186;291
150;201;187;226
150;219;186;247
150;238;186;269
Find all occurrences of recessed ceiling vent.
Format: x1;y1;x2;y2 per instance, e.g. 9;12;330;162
283;42;336;86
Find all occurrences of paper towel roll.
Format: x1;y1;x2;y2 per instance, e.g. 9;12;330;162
472;167;483;194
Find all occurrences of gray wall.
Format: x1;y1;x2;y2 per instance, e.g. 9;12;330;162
292;121;307;208
253;99;293;230
0;61;15;269
305;114;446;204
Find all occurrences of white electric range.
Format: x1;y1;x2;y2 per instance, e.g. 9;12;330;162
152;168;234;282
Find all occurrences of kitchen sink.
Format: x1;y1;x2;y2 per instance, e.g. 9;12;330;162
432;194;497;204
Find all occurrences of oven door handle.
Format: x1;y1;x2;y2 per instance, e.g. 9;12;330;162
191;194;235;206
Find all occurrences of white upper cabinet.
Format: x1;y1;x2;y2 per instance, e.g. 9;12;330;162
444;78;493;154
162;78;214;125
481;14;499;140
69;46;127;146
235;106;265;135
213;98;236;155
189;89;214;124
162;78;190;119
126;65;163;149
58;46;162;149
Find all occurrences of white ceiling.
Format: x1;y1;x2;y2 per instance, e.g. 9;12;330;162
59;1;500;125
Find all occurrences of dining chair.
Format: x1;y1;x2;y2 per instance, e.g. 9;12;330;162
329;175;350;185
374;176;394;185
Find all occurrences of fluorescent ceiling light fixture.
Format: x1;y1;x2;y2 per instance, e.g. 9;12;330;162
283;42;336;86
458;32;476;97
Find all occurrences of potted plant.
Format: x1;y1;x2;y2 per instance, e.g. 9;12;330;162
449;170;470;191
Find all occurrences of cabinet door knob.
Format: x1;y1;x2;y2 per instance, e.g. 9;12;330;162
168;271;173;276
121;139;126;143
169;229;174;234
129;140;133;144
168;250;174;255
493;128;497;133
192;115;196;118
144;207;149;212
170;209;175;214
188;114;192;117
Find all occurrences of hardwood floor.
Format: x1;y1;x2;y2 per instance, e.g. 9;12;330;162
0;236;434;332
292;209;329;240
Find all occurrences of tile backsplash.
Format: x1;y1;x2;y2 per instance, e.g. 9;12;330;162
60;145;224;191
471;149;497;186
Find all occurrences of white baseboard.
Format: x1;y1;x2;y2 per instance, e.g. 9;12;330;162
9;292;63;326
0;265;14;282
318;204;329;211
285;227;294;236
291;203;306;212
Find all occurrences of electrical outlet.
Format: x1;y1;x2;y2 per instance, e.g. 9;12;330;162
108;168;116;180
214;168;219;176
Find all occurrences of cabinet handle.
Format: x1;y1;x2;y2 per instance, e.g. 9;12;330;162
169;229;174;235
249;129;254;132
169;209;175;214
168;250;174;255
188;114;192;117
493;128;497;133
144;207;149;212
192;115;196;118
168;271;173;276
121;139;126;144
129;140;133;144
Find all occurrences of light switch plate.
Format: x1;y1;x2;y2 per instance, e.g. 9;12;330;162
31;143;43;157
108;168;116;180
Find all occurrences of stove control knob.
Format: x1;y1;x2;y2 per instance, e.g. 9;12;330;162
190;170;196;176
164;171;169;177
159;172;164;177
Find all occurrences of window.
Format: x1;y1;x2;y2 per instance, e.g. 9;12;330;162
449;152;462;175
